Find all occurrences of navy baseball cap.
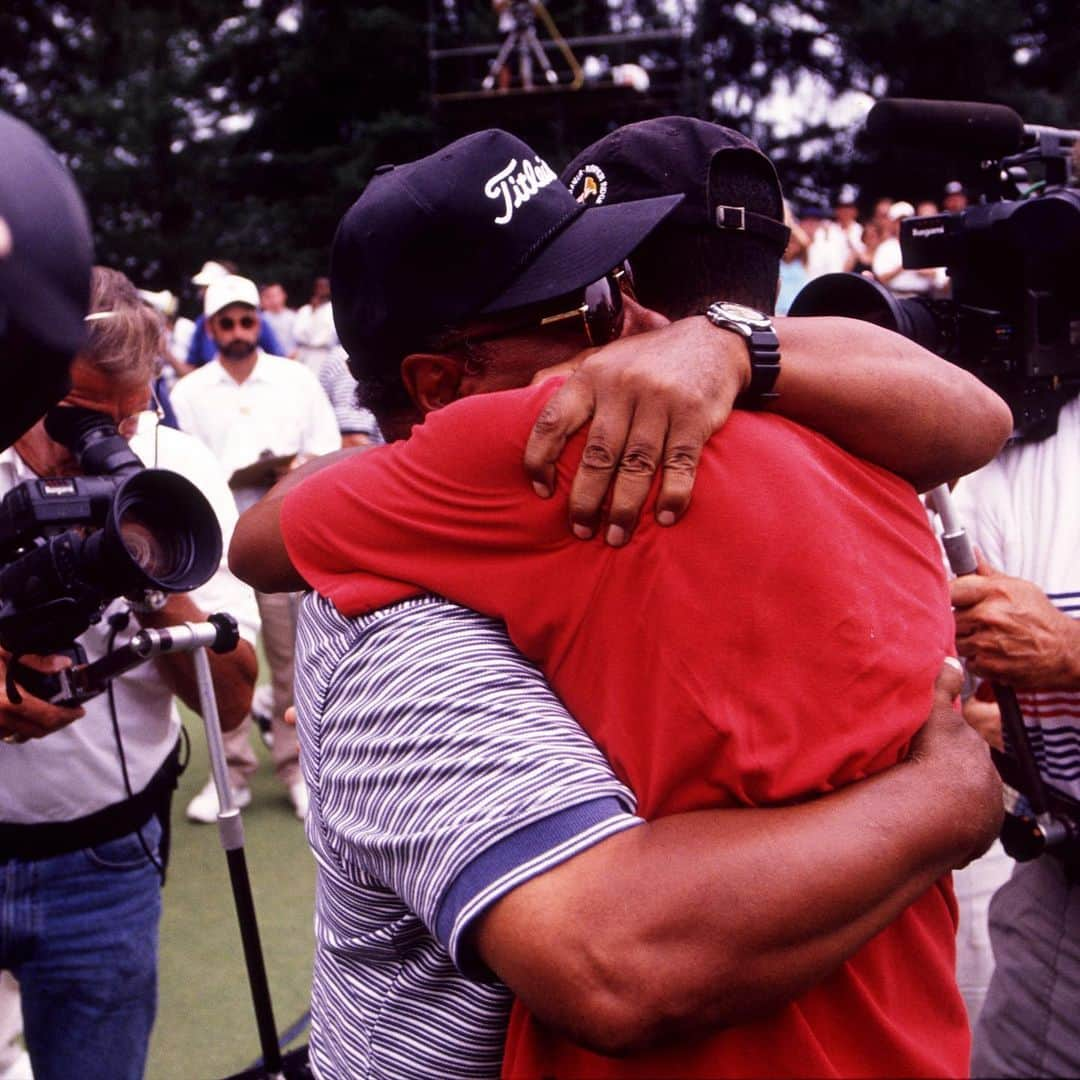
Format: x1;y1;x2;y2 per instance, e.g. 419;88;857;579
562;117;789;254
0;110;92;448
332;128;682;380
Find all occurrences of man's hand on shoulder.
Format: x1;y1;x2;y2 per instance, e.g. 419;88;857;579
952;551;1080;690
523;316;748;546
0;649;85;741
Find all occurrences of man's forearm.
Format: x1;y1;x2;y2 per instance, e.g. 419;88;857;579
766;315;1012;490
229;447;365;592
476;677;1001;1055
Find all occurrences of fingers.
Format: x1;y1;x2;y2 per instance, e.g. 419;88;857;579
652;409;719;529
973;546;999;576
600;407;668;546
949;572;995;609
962;694;1004;752
523;374;595;500
1;696;84;741
566;398;635;540
0;652;84;741
933;656;964;704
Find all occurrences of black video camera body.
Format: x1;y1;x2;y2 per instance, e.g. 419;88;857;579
792;99;1080;440
0;406;222;662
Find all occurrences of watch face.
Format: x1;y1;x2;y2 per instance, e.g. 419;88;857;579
714;302;769;325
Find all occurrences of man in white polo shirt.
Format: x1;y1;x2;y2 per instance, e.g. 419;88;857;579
170;274;340;822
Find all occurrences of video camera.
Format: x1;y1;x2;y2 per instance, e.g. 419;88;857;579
0;405;223;693
791;98;1080;440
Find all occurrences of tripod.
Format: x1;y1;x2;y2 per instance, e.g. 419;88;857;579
483;1;559;90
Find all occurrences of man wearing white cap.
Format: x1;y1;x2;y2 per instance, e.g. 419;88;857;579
872;200;939;297
185;260;285;369
170;274;340;821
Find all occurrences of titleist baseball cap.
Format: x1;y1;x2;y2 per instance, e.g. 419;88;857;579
561;117;789;254
331;128;682;379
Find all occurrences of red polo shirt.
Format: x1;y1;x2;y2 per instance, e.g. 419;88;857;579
283;379;967;1078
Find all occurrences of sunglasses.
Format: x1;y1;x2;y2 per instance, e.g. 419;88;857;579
462;263;634;350
216;314;258;332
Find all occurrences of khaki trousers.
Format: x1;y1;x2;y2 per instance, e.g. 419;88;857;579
223;590;300;789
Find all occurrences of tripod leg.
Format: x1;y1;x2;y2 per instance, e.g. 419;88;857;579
193;646;284;1077
525;27;559;84
517;31;533;88
483;32;518;90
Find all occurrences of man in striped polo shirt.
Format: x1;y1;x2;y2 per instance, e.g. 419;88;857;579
234;126;1009;1077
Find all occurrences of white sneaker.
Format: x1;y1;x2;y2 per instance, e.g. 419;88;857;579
185;778;252;823
288;779;309;821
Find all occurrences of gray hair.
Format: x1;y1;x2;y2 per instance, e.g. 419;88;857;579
81;266;162;384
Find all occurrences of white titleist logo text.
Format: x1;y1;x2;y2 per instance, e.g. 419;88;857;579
484;156;557;225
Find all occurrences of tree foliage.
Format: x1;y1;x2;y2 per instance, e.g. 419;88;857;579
1;0;1075;302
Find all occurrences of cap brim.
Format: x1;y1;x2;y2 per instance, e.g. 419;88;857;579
479;192;683;315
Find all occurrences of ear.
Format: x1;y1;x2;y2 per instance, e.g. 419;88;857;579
401;352;466;415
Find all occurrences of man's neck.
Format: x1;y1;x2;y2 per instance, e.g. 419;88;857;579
221;351;259;384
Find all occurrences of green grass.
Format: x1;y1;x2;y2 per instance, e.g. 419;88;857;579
148;708;316;1079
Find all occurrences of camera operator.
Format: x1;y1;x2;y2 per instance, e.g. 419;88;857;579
0;266;258;1080
0;111;95;742
951;404;1080;1075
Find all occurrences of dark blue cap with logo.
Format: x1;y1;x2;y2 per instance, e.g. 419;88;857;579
331;128;682;380
561;117;789;254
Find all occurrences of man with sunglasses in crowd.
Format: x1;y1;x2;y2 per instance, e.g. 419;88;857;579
232;125;1009;1078
170;274;339;823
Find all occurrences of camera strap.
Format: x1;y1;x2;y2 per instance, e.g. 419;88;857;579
0;738;181;862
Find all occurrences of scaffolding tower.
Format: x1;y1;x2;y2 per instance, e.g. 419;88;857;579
427;1;704;159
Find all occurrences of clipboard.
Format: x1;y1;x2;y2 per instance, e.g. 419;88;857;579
229;451;296;490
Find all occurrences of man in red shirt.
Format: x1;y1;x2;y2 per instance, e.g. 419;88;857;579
254;124;1008;1076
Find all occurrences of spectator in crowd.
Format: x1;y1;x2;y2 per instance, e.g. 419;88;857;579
292;276;338;375
232;124;1008;1078
871;195;894;229
943;180;968;214
0;266;258;1080
916;198;940;217
805;186;865;278
317;348;383;449
185;260;283;369
259;282;297;357
775;199;810;313
852;217;884;275
170;274;339;823
873;200;937;297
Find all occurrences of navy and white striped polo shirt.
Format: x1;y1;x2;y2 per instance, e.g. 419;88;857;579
294;592;641;1079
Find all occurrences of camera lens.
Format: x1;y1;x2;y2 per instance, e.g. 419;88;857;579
117;512;181;581
104;470;222;593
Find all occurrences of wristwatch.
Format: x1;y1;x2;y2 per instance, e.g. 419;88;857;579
705;301;781;408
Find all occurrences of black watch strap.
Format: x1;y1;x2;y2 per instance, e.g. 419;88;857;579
737;326;781;409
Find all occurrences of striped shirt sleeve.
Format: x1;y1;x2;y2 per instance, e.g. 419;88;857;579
297;593;643;978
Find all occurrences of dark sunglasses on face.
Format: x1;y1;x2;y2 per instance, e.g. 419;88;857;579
464;262;634;350
217;314;258;332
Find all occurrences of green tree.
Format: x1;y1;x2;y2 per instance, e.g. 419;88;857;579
0;2;233;289
201;1;435;299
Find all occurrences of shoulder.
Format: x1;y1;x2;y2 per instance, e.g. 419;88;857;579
412;381;559;457
170;362;219;400
258;351;320;386
134;419;218;471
